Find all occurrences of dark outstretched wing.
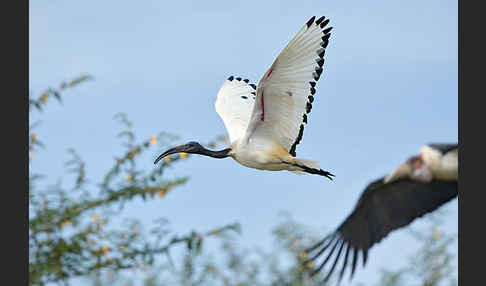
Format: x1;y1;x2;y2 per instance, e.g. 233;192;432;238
304;177;458;284
427;143;458;155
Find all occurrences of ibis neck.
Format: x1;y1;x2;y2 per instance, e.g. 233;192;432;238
198;148;231;159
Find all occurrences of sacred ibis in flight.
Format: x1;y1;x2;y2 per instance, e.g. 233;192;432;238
155;16;334;179
304;143;458;284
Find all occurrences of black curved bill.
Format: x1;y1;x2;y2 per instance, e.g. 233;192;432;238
154;145;186;164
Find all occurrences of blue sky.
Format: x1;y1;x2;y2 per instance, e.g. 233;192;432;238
30;0;457;284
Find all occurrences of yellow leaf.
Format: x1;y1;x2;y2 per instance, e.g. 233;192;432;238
304;261;314;268
180;152;188;159
433;228;441;240
298;251;308;260
125;175;132;182
150;135;157;145
101;246;109;254
165;155;171;162
92;214;99;222
61;220;72;228
40;93;48;103
158;190;165;198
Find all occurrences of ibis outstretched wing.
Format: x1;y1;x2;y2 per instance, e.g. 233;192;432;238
244;16;332;156
215;76;257;144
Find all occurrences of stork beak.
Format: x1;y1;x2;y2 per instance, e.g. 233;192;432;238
154;145;187;164
383;161;412;183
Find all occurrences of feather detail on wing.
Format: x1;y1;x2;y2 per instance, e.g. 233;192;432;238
304;178;458;284
215;76;257;144
244;16;332;156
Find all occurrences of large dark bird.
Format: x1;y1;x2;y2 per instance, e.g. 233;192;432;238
304;143;458;284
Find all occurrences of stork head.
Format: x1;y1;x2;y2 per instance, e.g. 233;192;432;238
384;155;433;184
407;155;433;182
154;141;230;164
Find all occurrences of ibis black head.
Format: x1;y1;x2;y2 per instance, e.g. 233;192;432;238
154;141;231;164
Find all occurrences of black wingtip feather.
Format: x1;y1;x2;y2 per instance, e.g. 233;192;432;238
305;236;336;271
350;247;359;280
311;238;341;276
315;16;326;25
322;240;346;284
306;102;313;113
320;19;330;28
289;124;305;157
338;244;351;283
306;16;316;28
362;249;368;267
305;235;332;254
322;33;331;42
227;76;234;81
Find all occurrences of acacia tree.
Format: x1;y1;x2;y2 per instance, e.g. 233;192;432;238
28;75;240;285
88;212;457;286
88;213;327;286
28;75;457;286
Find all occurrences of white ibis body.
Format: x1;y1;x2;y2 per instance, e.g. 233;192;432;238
304;143;458;284
155;16;334;180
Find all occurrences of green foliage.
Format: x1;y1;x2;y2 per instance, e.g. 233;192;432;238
29;74;94;112
88;213;337;286
89;214;457;286
29;75;457;286
29;76;237;285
